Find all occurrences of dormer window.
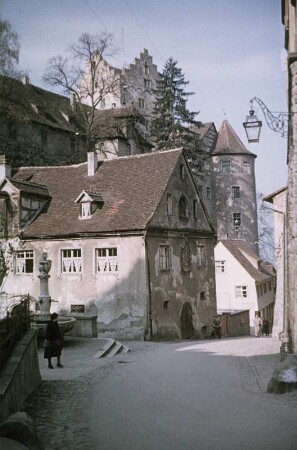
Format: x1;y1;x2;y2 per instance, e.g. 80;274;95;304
75;190;103;219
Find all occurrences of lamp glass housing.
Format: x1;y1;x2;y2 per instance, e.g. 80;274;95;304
243;110;262;143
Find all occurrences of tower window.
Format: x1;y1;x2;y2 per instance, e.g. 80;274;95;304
233;213;241;229
243;161;250;173
221;160;231;174
232;186;241;198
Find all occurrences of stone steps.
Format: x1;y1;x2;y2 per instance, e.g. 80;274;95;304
93;339;130;358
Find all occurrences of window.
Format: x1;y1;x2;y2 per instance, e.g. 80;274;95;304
61;249;82;273
144;79;151;89
81;202;91;218
243;161;250;173
206;187;211;200
163;300;169;310
215;260;226;273
193;199;198;219
144;62;150;75
71;305;85;313
96;248;118;272
268;280;272;291
197;245;206;267
233;213;241;229
167;193;173;217
198;185;203;196
200;291;206;301
263;282;267;294
180;164;185;180
221;160;231;174
159;245;171;271
139;98;145;108
235;286;248;298
179;196;189;219
232;186;241;198
15;250;34;274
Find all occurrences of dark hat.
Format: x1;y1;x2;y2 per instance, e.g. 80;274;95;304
50;312;58;320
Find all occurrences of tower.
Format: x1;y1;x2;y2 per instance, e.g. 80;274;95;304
211;120;258;253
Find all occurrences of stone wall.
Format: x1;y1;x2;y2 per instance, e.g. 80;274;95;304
0;329;41;423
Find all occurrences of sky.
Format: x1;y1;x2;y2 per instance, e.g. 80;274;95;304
0;0;288;196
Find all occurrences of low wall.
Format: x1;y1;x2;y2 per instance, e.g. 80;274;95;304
67;315;98;338
0;329;41;423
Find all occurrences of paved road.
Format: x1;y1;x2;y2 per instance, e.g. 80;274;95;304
25;336;297;450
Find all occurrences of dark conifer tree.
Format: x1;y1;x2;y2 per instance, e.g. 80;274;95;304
151;57;206;176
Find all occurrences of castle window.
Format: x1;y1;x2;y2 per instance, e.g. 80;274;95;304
180;164;185;180
61;249;82;273
144;79;151;89
233;213;241;229
96;248;118;273
139;98;145;108
200;291;206;301
15;250;34;274
159;245;171;271
221;160;231;174
243;161;250;173
144;62;150;75
232;186;241;198
206;187;211;200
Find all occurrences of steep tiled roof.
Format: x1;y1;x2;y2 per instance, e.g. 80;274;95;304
13;149;183;238
220;240;274;282
213;120;256;157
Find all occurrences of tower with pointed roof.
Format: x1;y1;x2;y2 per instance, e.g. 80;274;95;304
210;120;258;253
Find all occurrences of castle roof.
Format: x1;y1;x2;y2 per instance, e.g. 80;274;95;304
213;120;256;157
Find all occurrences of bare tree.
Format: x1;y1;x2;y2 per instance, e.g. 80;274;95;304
257;192;275;264
43;32;119;151
0;16;23;78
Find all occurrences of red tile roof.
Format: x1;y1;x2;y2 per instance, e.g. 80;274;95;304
213;120;256;157
13;149;183;238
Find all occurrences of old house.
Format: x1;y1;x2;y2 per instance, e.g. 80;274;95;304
0;149;216;340
215;240;275;333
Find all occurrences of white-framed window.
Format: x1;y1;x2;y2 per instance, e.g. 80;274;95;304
81;202;91;218
15;250;34;274
159;245;171;271
235;286;248;298
61;249;82;273
167;193;173;217
96;248;118;273
197;245;206;267
221;160;231;174
215;260;226;273
232;186;241;198
193;199;198;219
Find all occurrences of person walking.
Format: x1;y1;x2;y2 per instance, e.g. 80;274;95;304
262;318;270;336
210;315;222;339
253;314;262;338
44;312;63;369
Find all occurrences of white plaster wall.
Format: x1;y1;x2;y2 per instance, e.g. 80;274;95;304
215;242;258;327
2;235;149;338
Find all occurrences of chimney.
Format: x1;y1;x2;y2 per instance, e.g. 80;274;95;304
21;75;30;85
0;155;11;180
87;151;98;176
70;93;76;111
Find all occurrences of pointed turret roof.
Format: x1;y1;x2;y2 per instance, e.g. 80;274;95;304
213;120;256;157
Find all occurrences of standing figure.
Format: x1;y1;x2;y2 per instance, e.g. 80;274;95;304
44;312;63;369
210;315;222;339
253;314;262;338
262;318;270;336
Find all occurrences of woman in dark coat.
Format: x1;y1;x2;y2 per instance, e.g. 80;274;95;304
44;312;63;369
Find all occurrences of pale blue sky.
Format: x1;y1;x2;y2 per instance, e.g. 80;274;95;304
0;0;288;196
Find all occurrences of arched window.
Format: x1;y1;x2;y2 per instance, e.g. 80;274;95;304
179;196;189;219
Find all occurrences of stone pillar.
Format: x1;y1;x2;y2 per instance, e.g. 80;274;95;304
36;252;52;321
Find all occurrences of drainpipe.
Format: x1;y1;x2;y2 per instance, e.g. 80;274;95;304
144;231;153;341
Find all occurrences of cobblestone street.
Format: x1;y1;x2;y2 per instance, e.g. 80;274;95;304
24;336;297;450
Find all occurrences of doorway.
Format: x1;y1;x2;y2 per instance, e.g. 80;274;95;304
180;302;194;339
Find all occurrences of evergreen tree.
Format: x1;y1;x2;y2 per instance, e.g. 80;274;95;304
151;57;206;175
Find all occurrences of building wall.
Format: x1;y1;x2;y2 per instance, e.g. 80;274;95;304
147;233;216;340
211;154;258;252
2;235;149;340
215;242;274;330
